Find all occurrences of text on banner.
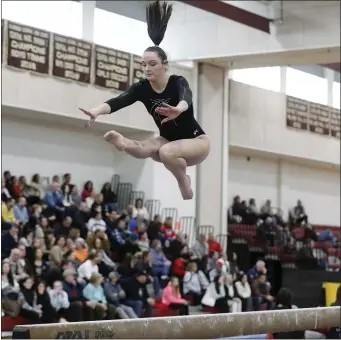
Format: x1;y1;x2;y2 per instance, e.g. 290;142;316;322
132;55;143;84
330;108;340;139
94;45;130;91
286;96;309;131
52;34;92;83
6;21;50;74
309;102;330;136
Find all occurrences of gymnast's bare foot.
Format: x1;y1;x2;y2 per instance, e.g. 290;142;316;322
179;175;193;200
104;130;127;151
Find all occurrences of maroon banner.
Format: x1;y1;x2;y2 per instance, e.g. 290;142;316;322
52;34;92;83
6;21;50;74
131;55;143;84
308;102;330;136
286;96;309;131
94;45;130;91
330;107;340;138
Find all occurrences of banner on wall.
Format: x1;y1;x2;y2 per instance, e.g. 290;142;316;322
6;21;50;74
52;34;92;83
94;45;130;91
286;95;340;139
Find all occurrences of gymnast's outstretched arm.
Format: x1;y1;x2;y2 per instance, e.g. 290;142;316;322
90;82;141;116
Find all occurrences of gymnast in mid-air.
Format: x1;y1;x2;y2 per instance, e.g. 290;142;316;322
80;0;210;200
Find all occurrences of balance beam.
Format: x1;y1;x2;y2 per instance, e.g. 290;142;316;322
12;306;340;339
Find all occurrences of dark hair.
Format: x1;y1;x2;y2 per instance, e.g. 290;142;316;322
276;287;293;308
31;173;40;184
145;0;173;62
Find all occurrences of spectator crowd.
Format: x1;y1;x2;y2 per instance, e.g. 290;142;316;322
1;170;339;339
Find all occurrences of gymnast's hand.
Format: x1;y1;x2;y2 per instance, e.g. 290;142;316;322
155;103;182;124
79;108;100;127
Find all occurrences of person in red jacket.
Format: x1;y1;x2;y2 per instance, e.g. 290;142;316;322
161;277;189;315
161;217;176;240
207;233;223;254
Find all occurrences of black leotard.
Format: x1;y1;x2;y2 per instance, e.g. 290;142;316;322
105;75;205;142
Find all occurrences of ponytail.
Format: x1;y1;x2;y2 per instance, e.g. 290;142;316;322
146;0;173;46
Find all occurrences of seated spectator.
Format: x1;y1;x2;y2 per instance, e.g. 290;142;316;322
1;198;16;229
62;269;88;322
48;280;70;322
49;236;67;270
251;273;274;311
101;182;118;211
85;190;97;210
69;186;82;207
81;181;94;202
44;182;65;215
2;179;12;202
167;233;187;261
90;194;104;215
30;173;45;199
150;239;171;295
91;237;116;276
207;233;223;254
137;231;150;252
245;198;259;225
2;223;19;258
7;176;21;199
117;253;139;282
207;251;219;272
36;281;63;323
83;272;116;320
296;240;319;270
2;259;20;294
247;260;267;281
147;215;162;242
292;200;308;225
209;259;224;282
121;270;155;318
228;195;244;224
224;274;242;313
32;248;49;281
162;277;189;315
61;173;75;205
260;199;274;220
77;251;101;281
235;272;252;311
103;271;138;319
183;262;209;305
257;216;276;249
19;276;43;322
191;234;209;271
73;238;89;263
132;198;149;220
13;196;29;224
88;211;107;234
161;217;176;240
9;248;31;282
202;275;229;313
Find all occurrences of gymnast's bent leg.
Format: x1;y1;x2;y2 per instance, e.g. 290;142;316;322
158;135;210;200
104;130;168;159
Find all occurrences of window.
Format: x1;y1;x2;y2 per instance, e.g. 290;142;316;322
229;67;281;92
2;1;82;38
286;67;328;105
332;82;340;110
94;8;150;55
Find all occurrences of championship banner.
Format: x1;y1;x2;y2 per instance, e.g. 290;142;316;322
286;96;309;131
6;20;50;74
94;44;130;91
308;102;330;136
52;34;92;83
330;107;340;138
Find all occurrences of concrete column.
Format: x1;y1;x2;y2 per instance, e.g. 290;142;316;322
324;68;334;107
196;63;227;235
81;1;96;42
280;66;287;93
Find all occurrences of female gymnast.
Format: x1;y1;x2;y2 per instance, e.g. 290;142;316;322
80;0;210;200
